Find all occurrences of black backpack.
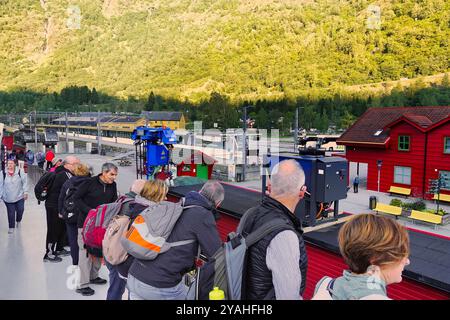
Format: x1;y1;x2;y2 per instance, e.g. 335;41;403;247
34;171;56;202
61;182;79;224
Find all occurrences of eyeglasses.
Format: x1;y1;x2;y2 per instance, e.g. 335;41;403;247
301;185;310;196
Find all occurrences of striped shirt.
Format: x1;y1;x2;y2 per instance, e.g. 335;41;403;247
266;230;302;300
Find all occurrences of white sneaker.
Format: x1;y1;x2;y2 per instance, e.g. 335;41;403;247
16;222;20;228
8;228;14;234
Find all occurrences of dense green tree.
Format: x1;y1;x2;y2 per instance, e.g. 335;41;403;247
340;111;357;129
144;91;156;111
0;0;448;102
90;88;99;104
255;108;270;129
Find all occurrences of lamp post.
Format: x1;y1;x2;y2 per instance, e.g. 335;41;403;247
242;105;254;182
65;111;69;149
293;108;298;152
97;110;102;155
377;159;383;192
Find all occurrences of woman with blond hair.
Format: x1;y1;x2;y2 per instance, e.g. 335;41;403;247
313;214;410;300
112;179;169;299
58;163;92;267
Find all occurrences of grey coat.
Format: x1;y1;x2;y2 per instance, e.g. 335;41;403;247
0;168;28;203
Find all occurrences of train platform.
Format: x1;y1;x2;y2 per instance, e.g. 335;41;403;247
1;153;449;299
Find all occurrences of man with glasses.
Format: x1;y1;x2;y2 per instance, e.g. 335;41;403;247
43;155;80;262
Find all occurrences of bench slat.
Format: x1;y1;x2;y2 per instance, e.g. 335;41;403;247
410;210;442;224
388;186;411;196
374;203;402;216
433;194;450;202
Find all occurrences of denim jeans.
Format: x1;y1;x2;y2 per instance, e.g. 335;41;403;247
66;222;79;265
105;260;127;300
4;199;25;229
127;274;188;300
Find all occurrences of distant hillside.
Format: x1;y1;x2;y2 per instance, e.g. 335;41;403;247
343;72;450;94
0;0;449;102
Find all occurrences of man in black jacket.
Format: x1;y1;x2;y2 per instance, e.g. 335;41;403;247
74;162;118;296
43;155;80;263
127;180;224;300
239;159;308;300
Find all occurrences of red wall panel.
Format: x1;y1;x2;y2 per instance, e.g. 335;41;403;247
425;125;450;199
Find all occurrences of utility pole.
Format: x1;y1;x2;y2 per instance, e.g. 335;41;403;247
294;107;299;152
65;111;69;149
242;105;254;182
242;106;247;182
34;110;39;163
97;110;102;155
34;110;38;153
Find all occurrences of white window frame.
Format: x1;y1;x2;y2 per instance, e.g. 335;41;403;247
440;170;450;191
444;137;450;154
394;166;411;185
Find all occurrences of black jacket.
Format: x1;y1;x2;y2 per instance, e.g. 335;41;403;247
128;191;222;288
240;196;308;300
58;175;91;222
45;166;73;208
73;174;118;228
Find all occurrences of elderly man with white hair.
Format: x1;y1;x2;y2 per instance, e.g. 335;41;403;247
239;159;308;300
43;155;80;263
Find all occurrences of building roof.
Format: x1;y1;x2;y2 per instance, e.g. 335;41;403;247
403;114;433;127
338;106;450;145
100;116;142;123
141;111;183;121
79;112;112;117
52;115;142;125
53;116;97;122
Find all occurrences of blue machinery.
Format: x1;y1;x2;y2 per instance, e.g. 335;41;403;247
263;153;348;227
131;126;178;180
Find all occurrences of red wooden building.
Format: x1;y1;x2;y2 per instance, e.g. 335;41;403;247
338;106;450;199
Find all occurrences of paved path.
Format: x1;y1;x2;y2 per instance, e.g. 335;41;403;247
0;154;133;300
0;195;114;299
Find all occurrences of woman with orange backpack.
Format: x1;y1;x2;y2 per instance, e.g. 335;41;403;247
104;179;168;300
